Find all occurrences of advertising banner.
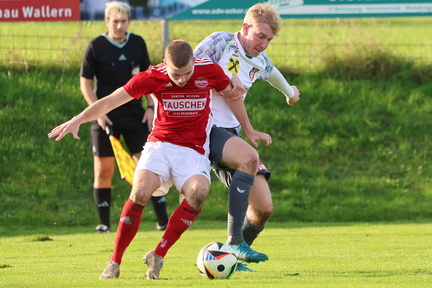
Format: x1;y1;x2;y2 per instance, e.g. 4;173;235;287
0;0;80;22
1;0;430;22
170;0;432;20
80;0;208;21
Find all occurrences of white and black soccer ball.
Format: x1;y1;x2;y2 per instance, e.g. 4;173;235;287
196;242;238;279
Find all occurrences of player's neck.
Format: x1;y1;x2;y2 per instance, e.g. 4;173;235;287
237;32;253;58
237;32;246;51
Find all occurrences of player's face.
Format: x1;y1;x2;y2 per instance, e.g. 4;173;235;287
241;22;274;57
105;12;130;43
165;58;195;87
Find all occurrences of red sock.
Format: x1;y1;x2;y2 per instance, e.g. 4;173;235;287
111;198;144;264
154;199;201;257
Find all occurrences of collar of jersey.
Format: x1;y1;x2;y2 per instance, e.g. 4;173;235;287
102;32;130;48
245;52;253;59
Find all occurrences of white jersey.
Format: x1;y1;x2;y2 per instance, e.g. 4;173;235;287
194;31;274;128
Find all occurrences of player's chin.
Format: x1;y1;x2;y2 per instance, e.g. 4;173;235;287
251;49;262;57
115;32;126;38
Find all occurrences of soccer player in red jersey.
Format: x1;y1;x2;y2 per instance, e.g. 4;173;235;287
48;40;246;280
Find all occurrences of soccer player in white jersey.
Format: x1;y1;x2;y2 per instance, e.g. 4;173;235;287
48;40;247;280
194;2;301;270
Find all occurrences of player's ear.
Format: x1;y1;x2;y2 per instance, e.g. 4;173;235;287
242;23;249;35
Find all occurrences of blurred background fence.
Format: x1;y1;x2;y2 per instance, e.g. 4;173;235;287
1;18;432;72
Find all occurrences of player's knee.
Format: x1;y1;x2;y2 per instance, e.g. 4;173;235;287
262;206;273;221
186;186;208;209
239;149;259;174
251;204;273;224
95;167;114;181
262;202;274;218
129;188;152;205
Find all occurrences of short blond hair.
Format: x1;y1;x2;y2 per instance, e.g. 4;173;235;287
105;1;131;20
244;2;282;36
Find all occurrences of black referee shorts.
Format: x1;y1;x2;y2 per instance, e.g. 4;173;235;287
90;117;149;157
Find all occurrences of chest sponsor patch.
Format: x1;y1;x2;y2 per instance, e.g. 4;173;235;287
228;57;240;75
161;92;208;117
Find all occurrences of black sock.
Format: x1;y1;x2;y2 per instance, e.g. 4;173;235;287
226;171;254;245
243;217;264;246
150;196;169;226
93;188;111;228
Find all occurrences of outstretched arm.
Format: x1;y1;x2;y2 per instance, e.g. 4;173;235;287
48;87;133;141
80;76;113;128
219;83;272;148
267;66;300;106
227;98;272;148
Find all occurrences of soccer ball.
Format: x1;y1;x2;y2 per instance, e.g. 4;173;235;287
196;242;238;279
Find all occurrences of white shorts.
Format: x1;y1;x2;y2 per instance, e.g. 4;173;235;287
137;141;211;194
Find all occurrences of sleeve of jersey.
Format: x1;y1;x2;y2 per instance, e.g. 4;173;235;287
193;31;231;63
267;67;295;98
256;51;274;82
80;41;96;79
123;71;154;99
213;63;231;92
139;37;151;71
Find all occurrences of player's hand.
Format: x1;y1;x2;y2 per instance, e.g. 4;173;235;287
225;74;246;101
287;86;300;106
48;118;82;141
143;107;154;131
97;115;113;131
244;129;272;148
286;86;300;106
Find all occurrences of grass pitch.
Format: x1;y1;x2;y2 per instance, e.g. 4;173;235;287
0;221;431;288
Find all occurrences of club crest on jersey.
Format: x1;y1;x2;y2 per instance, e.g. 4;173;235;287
194;77;209;89
228;57;240;75
249;67;260;81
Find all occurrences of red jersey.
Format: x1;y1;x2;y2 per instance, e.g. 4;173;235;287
123;58;230;155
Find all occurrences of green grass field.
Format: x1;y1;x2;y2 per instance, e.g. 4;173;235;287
1;221;431;287
0;16;431;288
1;18;431;228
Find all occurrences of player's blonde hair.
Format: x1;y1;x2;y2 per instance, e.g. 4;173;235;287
165;40;194;68
105;1;131;20
244;2;282;36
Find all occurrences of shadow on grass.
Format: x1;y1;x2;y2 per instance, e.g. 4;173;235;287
1;219;431;238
